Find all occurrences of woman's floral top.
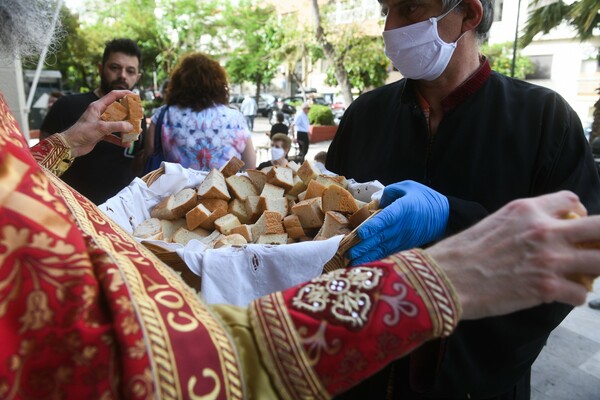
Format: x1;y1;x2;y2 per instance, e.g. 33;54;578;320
152;104;251;170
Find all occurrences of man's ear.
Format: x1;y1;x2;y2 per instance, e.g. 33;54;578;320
460;0;483;33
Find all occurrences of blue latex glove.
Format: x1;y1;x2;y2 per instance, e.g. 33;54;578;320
347;180;449;265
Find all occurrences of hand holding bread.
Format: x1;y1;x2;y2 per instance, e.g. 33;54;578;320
100;93;144;143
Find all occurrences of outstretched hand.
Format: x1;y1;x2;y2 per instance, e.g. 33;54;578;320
348;180;449;265
60;90;134;157
427;191;599;320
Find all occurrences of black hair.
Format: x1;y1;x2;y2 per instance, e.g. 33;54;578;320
102;38;142;67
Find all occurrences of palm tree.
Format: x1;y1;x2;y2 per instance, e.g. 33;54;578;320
521;0;600;143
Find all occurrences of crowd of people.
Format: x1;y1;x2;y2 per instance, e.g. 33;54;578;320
1;0;599;398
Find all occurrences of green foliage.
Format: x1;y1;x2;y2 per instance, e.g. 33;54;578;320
308;105;334;126
522;0;600;46
324;32;389;93
480;42;535;79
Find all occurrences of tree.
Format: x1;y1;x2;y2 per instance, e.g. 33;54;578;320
324;30;389;95
521;0;600;143
480;42;534;80
220;0;282;102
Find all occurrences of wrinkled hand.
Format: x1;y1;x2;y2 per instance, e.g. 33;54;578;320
348;180;449;265
60;90;134;157
427;191;599;319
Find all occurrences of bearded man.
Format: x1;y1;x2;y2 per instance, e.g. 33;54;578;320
40;37;146;205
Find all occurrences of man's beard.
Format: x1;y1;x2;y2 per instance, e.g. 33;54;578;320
0;0;64;60
100;75;133;95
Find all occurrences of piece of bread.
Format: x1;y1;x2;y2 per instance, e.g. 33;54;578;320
186;203;212;230
228;198;251;224
198;204;228;231
315;211;351;240
315;174;348;189
133;218;163;240
287;175;308;198
258;196;289;218
173;226;211;246
322;184;359;214
214;233;248;249
150;188;197;220
297;160;321;185
214;214;242;235
161;218;187;243
197;169;230;201
101;101;128;122
220;156;245;177
251;211;285;240
229;224;254;243
260;183;285;199
244;195;265;223
283;214;306;239
226;175;258;200
198;198;229;213
291;197;324;229
348;203;374;229
256;233;288;245
246;169;268;193
286;160;301;175
266;166;294;191
123;93;144;120
304;179;328;200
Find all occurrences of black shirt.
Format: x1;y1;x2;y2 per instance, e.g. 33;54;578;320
270;123;289;138
41;92;146;205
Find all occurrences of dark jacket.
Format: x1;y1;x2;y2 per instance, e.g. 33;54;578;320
327;61;600;399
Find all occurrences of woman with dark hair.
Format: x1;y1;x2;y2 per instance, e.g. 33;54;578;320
144;52;256;170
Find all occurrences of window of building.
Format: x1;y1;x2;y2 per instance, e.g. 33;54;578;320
526;55;553;79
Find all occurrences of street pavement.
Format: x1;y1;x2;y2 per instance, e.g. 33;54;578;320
252;116;600;399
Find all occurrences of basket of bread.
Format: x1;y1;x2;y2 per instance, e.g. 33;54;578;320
100;158;383;305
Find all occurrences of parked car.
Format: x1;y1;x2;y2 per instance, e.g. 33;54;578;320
230;94;275;117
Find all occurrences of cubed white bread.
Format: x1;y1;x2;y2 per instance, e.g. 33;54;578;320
121;130;141;143
172;226;211;246
198;205;228;231
256;233;288;245
150;195;174;220
283;214;306;239
260;183;285;198
348;203;373;229
214;233;248;249
214;214;242;235
297;190;307;201
266;166;294;191
322;184;359;214
186;203;212;230
246;169;268;193
229;224;254;243
160;218;187;243
149;188;197;220
304;179;328;200
245;195;265;223
297;160;321;185
198;198;229;213
291;197;325;229
286;160;300;175
219;156;245;177
287;175;307;197
228;198;250;224
315;174;348;189
133;218;163;240
315;211;351;240
124;93;144;120
251;211;285;240
100;101;128;121
226;174;258;200
197;169;230;200
258;197;289;219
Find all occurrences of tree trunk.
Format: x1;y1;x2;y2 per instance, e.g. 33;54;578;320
590;87;600;145
310;0;353;106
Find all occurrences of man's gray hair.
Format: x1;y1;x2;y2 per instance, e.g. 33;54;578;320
0;0;64;59
442;0;493;41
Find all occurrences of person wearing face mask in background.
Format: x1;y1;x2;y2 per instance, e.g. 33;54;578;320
327;0;600;399
257;133;292;170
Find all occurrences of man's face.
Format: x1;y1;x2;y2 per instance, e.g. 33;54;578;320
303;106;310;114
99;52;141;94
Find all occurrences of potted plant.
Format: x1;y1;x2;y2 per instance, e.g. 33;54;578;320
308;104;337;143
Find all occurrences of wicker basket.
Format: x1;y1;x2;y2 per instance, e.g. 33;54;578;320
140;167;377;285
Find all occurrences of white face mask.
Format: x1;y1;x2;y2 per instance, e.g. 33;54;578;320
382;2;465;81
271;147;286;161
